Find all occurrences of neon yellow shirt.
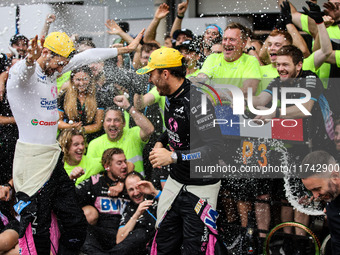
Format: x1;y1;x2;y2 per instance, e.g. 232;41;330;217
301;14;311;35
199;53;261;93
259;64;279;93
56;71;71;92
186;68;201;78
64;155;104;185
86;127;147;174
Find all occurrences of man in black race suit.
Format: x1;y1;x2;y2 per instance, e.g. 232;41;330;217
137;47;225;254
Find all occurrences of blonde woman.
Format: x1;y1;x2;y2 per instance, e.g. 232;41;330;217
58;65;104;142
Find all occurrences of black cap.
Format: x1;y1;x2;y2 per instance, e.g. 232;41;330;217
175;40;200;53
172;29;194;40
10;34;28;46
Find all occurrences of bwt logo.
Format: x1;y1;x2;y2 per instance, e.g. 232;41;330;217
200;86;312;116
31;119;57;126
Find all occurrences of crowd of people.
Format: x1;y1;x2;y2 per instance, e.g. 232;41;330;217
1;0;340;254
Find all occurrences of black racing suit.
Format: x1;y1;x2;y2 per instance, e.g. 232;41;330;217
155;79;225;254
75;172;130;254
109;200;157;255
15;153;87;255
326;195;340;254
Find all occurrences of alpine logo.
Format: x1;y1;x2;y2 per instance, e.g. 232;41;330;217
31;119;57;126
175;106;184;114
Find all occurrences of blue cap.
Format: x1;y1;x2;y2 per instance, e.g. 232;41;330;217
205;24;223;37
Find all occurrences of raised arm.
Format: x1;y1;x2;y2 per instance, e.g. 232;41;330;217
116;29;145;55
133;93;156;110
116;200;153;244
278;0;318;38
281;0;310;58
40;14;56;38
105;19;135;45
144;3;169;45
325;50;340;65
114;95;154;142
170;0;189;37
303;2;332;69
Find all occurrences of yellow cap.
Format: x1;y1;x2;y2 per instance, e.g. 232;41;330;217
44;32;76;58
136;47;183;75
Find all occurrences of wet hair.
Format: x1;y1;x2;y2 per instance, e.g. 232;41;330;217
125;171;144;183
64;66;97;123
276;45;303;65
156;58;187;79
164;35;171;41
224;22;248;41
141;43;160;53
70;65;93;79
10;34;28;46
78;39;96;49
269;29;293;45
58;128;86;163
101;148;125;168
104;106;125;123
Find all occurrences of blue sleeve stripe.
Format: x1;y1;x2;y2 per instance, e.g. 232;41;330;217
300;96;317;102
160;180;167;182
58;109;64;112
119;225;125;229
263;89;272;95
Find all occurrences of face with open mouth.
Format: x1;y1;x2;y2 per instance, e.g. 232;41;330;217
126;175;145;204
103;110;125;142
222;28;245;62
72;71;91;94
267;35;289;64
302;173;340;203
44;52;70;77
204;28;220;47
276;55;301;81
107;153;129;181
68;135;85;165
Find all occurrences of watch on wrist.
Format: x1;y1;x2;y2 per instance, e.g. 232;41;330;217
171;152;178;164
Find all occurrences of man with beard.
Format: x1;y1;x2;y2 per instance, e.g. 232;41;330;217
137;47;225;254
76;148;131;254
251;45;331;153
86;97;154;175
301;150;340;254
6;30;144;254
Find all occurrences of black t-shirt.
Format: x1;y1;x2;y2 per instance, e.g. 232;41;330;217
76;172;130;230
264;70;330;150
0;54;12;74
119;199;157;236
0;91;18;182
